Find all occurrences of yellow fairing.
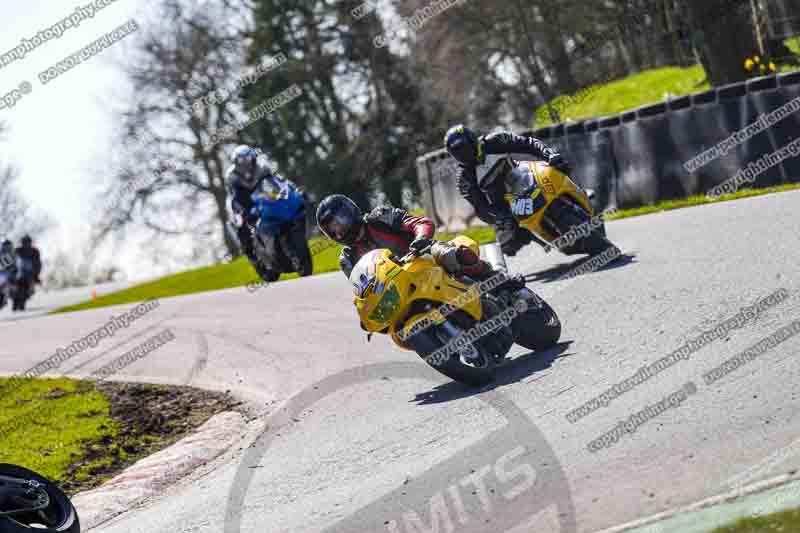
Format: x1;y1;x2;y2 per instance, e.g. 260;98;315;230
352;238;484;351
504;161;594;243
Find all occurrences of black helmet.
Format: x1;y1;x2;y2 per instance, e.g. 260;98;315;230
444;124;479;165
21;235;32;247
316;194;363;245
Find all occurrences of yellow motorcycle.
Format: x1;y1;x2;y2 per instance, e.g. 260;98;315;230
504;160;615;255
350;236;561;386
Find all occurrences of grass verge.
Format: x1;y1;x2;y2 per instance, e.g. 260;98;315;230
0;377;240;495
53;183;799;313
605;183;800;221
534;65;709;127
711;507;800;532
533;42;800;128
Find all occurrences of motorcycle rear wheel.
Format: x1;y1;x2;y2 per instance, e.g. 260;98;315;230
0;464;79;533
11;298;25;312
512;296;561;351
289;234;313;277
546;197;612;256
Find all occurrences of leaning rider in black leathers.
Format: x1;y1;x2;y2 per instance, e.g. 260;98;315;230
15;235;41;284
226;144;303;281
443;125;572;257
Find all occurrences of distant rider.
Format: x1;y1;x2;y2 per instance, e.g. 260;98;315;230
315;194;525;289
15;235;41;284
226;144;303;281
443;125;572;256
0;240;16;279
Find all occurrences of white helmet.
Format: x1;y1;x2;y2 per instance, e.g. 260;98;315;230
231;145;260;188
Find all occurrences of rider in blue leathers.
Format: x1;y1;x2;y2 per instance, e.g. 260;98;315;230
226;145;304;280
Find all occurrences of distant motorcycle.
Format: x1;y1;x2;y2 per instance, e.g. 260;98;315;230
0;463;80;532
0;270;12;310
503;160;618;256
10;257;35;312
227;177;313;282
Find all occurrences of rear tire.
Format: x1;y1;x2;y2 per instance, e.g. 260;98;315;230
547;198;612;256
513;296;561;351
11;297;25;312
283;220;313;277
0;464;80;533
293;239;313;277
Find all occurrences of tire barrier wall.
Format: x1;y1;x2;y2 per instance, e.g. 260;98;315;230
416;70;800;230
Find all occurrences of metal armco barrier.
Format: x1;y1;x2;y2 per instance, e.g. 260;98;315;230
416;71;800;230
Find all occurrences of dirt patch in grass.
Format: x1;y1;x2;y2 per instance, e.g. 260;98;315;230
60;381;241;495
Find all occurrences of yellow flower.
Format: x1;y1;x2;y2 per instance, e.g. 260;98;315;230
769;62;777;72
745;58;754;71
754;55;761;63
760;64;766;72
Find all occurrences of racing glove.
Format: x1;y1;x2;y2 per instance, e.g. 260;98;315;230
501;238;525;257
246;207;260;225
495;216;521;256
409;237;435;255
547;152;572;175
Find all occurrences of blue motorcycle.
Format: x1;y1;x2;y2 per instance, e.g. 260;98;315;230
229;176;313;282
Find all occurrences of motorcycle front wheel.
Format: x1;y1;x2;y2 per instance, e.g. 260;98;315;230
405;319;497;387
0;464;80;533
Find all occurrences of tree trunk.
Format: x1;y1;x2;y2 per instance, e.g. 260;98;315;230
537;2;579;94
684;0;759;85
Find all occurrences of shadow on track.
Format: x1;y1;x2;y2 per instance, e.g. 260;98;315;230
524;252;637;284
410;341;574;405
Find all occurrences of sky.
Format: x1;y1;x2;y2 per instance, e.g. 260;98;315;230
0;0;437;283
0;0;154;280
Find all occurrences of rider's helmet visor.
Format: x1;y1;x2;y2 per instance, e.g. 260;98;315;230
321;214;355;242
447;139;477;165
235;157;258;187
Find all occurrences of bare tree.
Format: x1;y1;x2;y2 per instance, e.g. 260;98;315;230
93;0;256;263
0;125;52;241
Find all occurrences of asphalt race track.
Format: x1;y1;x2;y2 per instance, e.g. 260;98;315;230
0;280;134;322
1;191;799;532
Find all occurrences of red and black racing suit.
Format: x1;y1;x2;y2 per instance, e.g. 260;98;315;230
339;206;491;281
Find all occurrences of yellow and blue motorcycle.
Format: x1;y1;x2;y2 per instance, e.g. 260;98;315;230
504;160;615;255
350;236;561;386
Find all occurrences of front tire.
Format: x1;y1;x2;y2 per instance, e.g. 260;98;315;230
405;324;497;387
0;464;80;533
